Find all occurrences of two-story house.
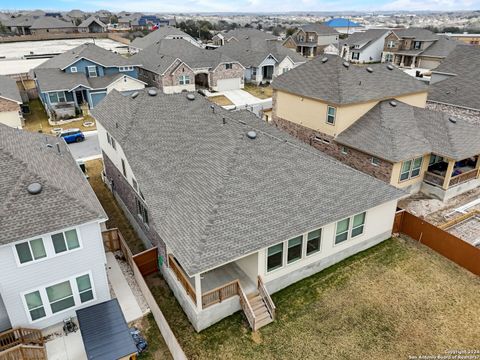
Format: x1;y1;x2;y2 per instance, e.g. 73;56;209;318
0;75;24;128
212;28;278;46
92;88;403;332
129;26;201;54
0;124;110;332
272;55;480;201
283;23;339;58
34;43;146;119
216;36;306;84
132;39;245;93
340;29;390;63
381;28;458;69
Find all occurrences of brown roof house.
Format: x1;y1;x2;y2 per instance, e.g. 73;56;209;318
0;75;23;128
283;23;339;58
271;55;480;201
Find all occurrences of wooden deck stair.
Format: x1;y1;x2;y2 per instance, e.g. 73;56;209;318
0;328;46;360
247;292;274;329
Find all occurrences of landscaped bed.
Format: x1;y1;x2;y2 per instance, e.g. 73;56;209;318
244;83;273;99
208;95;234;107
146;238;480;359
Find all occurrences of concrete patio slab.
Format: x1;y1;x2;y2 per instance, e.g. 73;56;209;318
45;330;87;360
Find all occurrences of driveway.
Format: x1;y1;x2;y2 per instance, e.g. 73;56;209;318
67;130;101;161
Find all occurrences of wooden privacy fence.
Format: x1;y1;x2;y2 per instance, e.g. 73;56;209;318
102;229;187;360
394;210;480;276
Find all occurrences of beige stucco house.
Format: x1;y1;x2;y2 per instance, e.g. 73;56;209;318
0;75;23;128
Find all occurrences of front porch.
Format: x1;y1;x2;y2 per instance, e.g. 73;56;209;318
422;155;480;201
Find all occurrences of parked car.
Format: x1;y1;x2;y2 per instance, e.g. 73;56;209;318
58;128;85;143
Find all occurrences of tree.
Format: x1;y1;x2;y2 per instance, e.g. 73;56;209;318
244;23;252;28
109;15;118;24
257;24;263;30
286;27;297;37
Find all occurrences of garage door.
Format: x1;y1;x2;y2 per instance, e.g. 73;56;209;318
217;78;241;91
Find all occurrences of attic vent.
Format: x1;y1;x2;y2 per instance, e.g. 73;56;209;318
389;100;397;107
342;61;350;68
131;91;139;99
148;89;157;96
186;93;195;101
27;182;42;195
247;131;257;139
387;64;394;70
321;57;328;63
366;67;373;73
448;117;457;124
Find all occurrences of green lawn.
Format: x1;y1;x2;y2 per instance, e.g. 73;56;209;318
244;83;273;99
146;238;480;360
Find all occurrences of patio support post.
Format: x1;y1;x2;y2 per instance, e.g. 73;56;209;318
442;159;455;190
400;55;405;67
476;156;480;178
195;274;202;310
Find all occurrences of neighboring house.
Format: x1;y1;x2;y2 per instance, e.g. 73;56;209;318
440;33;480;46
381;28;458;69
28;16;78;34
270;55;480;200
129;26;201;54
216;37;306;84
78;16;107;33
116;13;143;30
92;88;403;331
0;75;23;128
212;28;278;46
132;39;244;93
3;15;36;35
34;43;145;118
427;45;480;125
283;23;339;58
0;124;110;332
325;18;363;34
340;29;390;63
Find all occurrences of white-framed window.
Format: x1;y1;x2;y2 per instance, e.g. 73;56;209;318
87;65;97;78
48;91;66;104
15;238;47;264
121;159;127;177
225;63;233;70
70;66;77;73
326;106;336;125
282;68;289;74
51;229;80;254
119;66;134;72
287;236;302;264
371;157;381;166
179;75;190;85
385;53;394;62
399;156;423;182
306;229;321;256
106;132;117;150
23;272;95;323
413;41;421;50
341;146;349;155
351;52;360;60
429;154;443;166
335;212;366;245
387;40;396;48
267;243;283;272
136;198;149;225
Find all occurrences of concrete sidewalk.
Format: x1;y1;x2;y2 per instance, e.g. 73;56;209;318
45;329;87;360
106;252;143;323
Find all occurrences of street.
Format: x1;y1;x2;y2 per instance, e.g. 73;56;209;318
67;130;102;161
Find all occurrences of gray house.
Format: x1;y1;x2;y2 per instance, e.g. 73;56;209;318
92;89;403;332
78;16;107;33
0;124;110;332
340;29;390;63
129;26;201;53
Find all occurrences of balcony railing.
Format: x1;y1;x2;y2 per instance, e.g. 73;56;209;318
424;171;445;187
449;168;479;187
168;254;196;304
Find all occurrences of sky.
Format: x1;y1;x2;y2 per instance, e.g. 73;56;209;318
1;0;479;13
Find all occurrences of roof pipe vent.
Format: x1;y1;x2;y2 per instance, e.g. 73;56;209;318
148;89;157;96
27;182;42;195
222;117;226;125
131;91;139;99
56;143;61;155
246;131;257;139
448;117;457;124
387;64;394;70
210;105;215;113
321;57;328;63
389;100;397;107
366;67;373;73
186;93;195;101
342;61;350;68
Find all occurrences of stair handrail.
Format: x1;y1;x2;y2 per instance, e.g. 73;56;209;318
257;276;276;319
0;327;44;352
237;281;257;331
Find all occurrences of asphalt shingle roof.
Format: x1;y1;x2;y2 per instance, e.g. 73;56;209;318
272;55;427;105
428;45;480;110
130;26;193;49
0;75;22;103
342;29;389;48
29;16;75;29
420;36;458;58
78;16;106;28
92;89;403;275
0;124;106;245
391;27;439;41
220;28;278;41
300;23;339;35
336;100;480;162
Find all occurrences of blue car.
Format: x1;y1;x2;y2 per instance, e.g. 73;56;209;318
58;129;85;144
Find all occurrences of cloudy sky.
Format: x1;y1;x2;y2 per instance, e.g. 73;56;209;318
3;0;479;12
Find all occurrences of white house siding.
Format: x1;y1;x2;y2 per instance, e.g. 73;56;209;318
276;57;296;76
0;111;23;128
106;76;146;94
318;34;339;46
0;295;11;331
163;84;196;94
0;221;110;329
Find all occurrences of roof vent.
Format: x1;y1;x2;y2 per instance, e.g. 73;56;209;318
148;89;157;96
321;57;328;63
366;67;373;73
27;182;42;195
448;117;457;124
387;64;394;70
342;61;350;68
186;93;195;101
247;131;257;139
131;91;139;99
389;100;397;107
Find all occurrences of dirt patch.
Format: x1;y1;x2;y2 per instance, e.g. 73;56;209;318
208;95;234;106
244;84;273;99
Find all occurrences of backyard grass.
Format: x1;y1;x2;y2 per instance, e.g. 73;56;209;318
208;95;234;106
23;99;96;134
146;238;480;360
135;314;173;360
244;83;273;99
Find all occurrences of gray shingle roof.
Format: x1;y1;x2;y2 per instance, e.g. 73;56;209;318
216;37;306;68
130;26;193;50
392;27;439;41
30;16;75;29
78;16;106;28
336;100;480;162
342;29;389;49
0;75;22;103
272;55;427;105
428;45;480;110
420;36;458;58
0;124;106;245
36;43;137;70
300;23;339;35
221;28;278;41
92;89;403;275
131;39;237;74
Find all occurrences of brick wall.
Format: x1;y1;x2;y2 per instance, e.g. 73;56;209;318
168;62;195;87
272;110;394;183
426;101;480;126
210;63;244;87
0;98;20;112
138;68;162;89
103;153;167;260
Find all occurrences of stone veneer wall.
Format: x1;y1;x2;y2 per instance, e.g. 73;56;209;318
103;152;167;260
210;63;244;87
138;68;162;89
426;101;480;126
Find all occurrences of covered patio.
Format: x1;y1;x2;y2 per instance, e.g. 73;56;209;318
424;155;479;190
